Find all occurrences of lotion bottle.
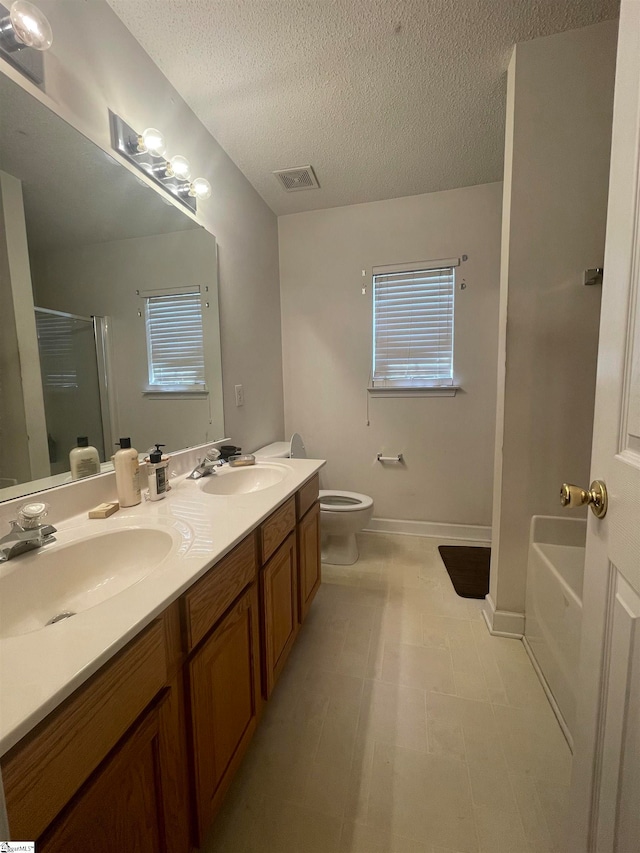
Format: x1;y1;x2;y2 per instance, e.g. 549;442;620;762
69;436;100;480
145;443;169;501
114;437;141;507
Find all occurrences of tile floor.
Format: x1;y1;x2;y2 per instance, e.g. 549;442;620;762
202;532;572;853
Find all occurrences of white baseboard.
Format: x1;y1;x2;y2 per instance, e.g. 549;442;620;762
482;594;525;638
522;636;574;752
364;517;491;544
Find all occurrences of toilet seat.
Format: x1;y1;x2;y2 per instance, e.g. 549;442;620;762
319;490;374;512
253;439;374;564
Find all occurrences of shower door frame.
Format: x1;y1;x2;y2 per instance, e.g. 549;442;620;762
34;307;114;465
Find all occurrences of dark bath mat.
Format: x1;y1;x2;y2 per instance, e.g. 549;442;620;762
438;546;491;599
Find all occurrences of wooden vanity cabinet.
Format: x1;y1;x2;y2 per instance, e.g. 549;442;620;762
2;606;190;853
187;582;261;844
261;531;298;697
1;474;322;851
298;500;321;621
38;687;179;853
258;498;299;698
181;532;261;844
296;474;321;621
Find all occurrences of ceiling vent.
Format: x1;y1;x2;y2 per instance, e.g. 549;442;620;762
273;165;320;192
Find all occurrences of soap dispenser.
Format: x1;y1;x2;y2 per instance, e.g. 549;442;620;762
114;437;141;507
145;443;169;501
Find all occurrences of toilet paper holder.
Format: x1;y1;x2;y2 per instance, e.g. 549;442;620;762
377;453;404;463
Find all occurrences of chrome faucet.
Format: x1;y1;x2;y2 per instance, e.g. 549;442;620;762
0;504;57;563
188;448;224;480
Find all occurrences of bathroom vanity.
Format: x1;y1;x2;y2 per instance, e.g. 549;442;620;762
0;454;323;851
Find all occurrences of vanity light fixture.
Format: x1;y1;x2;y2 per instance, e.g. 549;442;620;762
110;111;211;213
0;0;52;84
134;127;167;158
177;177;212;201
167;154;191;180
189;178;212;200
0;0;52;51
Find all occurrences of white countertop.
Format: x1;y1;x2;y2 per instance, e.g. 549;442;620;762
0;456;324;756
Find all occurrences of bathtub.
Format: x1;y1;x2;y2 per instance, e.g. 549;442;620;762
525;515;586;748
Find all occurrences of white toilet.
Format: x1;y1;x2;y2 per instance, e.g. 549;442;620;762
254;434;374;565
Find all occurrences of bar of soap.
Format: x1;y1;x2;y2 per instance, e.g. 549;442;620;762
88;501;120;519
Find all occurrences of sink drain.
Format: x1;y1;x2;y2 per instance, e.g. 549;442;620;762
46;610;76;626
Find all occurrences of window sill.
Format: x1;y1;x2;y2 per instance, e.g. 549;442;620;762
367;386;460;398
143;386;209;399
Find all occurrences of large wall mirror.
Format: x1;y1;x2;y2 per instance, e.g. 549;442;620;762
0;70;224;502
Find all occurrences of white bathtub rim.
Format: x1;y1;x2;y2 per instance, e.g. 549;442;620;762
529;514;587;549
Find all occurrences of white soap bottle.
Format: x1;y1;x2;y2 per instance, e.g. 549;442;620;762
69;436;100;480
114;437;141;507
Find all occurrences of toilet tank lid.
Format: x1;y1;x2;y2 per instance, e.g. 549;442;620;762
253;441;291;458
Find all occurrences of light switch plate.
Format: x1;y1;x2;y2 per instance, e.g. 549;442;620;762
235;384;244;407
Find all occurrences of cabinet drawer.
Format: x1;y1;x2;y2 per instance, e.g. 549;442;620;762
260;497;295;564
183;534;257;651
296;473;319;520
2;618;167;841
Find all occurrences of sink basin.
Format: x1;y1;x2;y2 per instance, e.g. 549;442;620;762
199;463;287;496
0;526;177;639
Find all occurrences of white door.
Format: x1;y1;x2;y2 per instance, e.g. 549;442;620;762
568;4;640;851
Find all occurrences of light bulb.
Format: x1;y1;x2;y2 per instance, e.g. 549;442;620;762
138;127;166;157
190;178;211;200
4;0;52;51
168;155;191;180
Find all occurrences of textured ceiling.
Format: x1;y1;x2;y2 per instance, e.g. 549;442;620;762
107;0;619;215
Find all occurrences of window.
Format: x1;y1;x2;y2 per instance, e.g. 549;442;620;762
371;260;457;393
144;289;206;391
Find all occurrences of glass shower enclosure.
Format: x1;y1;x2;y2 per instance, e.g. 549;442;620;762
34;308;112;475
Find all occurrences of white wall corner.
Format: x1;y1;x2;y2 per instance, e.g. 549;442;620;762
482;594;524;638
365;517;491;544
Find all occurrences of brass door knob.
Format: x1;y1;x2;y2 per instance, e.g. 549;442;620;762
560;480;608;519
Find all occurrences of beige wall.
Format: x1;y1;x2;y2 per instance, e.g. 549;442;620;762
489;21;617;622
279;183;502;526
7;0;284;455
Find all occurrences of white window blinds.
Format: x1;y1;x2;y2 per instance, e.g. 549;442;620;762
372;266;455;387
35;311;78;389
145;291;205;387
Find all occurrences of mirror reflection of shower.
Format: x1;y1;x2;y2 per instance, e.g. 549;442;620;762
34;308;112;475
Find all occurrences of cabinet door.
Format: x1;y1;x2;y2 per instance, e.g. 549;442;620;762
298;501;321;622
188;584;261;843
2;619;168;843
38;700;169;853
261;531;298;697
